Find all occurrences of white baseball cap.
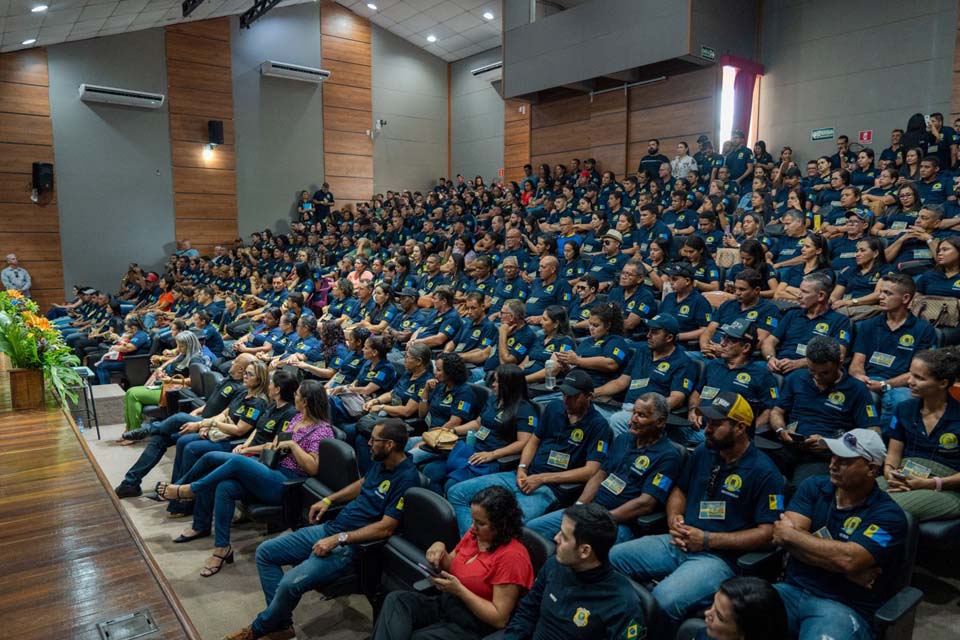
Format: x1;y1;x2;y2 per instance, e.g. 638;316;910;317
823;429;886;465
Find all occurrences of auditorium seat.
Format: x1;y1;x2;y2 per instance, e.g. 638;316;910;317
121;354;152;388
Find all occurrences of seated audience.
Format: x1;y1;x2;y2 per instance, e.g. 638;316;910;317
701;576;788;640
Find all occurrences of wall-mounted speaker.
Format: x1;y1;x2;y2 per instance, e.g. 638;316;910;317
32;162;53;192
208;120;224;146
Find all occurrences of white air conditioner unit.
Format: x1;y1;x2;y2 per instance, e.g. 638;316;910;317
470;61;502;77
78;84;165;109
260;60;330;83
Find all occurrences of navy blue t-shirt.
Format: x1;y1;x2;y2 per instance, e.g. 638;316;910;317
594;433;683;511
772;308;851;360
525;335;576;374
678;444;784;567
784;477;907;619
660;290;713;334
606;286;656;321
529;401;611;486
916;269;960;297
709;299;779;344
453;318;497;355
474;397;539;456
427;382;475;427
588;253;629;284
624;345;698;404
355;359;398;395
526;278;573;317
485;324;537;372
326;457;420;535
852;313;937;379
776;370;879;438
889;396;960;471
699;360;778;413
575;334;631;388
837;264;888;299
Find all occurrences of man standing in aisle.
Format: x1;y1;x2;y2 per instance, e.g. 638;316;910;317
2;253;31;298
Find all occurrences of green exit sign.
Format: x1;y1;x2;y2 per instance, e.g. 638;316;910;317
700;46;716;61
811;127;835;141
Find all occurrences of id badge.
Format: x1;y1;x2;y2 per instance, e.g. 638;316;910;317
547;450;570;469
796;343;808;356
475;426;491;441
869;352;896;368
891;221;908;230
332;373;345;384
600;474;627;495
527;296;539;304
813;526;834;540
901;460;932;478
915;249;933;260
699;501;726;520
630;378;649;390
701;386;720;400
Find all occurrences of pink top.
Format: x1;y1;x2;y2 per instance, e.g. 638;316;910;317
279;412;335;475
347;270;374;287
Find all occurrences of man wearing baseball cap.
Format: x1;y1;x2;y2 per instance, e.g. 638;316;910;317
588;229;628;291
596;313;699;441
659;263;713;343
772;428;907;640
827;206;872;272
611;391;785;633
446;369;612;537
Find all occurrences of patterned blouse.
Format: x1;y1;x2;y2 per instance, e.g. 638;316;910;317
279;412;335;476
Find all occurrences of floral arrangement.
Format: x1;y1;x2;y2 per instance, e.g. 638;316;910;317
0;289;81;406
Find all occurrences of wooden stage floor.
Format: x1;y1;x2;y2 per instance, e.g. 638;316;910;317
0;406;198;639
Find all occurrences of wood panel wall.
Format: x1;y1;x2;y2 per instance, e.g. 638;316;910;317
0;49;62;311
321;0;373;209
504;100;531;184
527;67;718;182
165;18;238;256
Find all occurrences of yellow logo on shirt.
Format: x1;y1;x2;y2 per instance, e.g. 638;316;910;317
723;474;742;495
571;428;584;442
842;516;862;536
815;322;829;334
397;497;405;511
735;372;752;384
657;362;671;372
377;480;391;495
899;334;915;347
680;305;690;315
940;433;959;450
573;607;590;628
827;392;846;407
634;455;650;471
747;310;758;320
223;385;233;394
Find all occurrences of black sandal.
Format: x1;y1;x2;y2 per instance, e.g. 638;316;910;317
154;482;194;503
200;547;233;578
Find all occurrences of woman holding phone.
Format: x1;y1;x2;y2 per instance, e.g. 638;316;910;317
371;485;534;640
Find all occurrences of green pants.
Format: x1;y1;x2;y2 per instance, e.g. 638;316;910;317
878;457;960;522
124;386;162;431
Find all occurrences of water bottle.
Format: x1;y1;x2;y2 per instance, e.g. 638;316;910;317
545;360;557;390
77;417;85;433
466;430;477;447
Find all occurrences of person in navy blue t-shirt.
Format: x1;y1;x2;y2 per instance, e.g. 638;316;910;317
610;392;784;630
225;419;419;640
773;429;907;640
768;336;879;486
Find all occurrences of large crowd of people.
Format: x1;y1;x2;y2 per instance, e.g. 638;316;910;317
39;115;960;640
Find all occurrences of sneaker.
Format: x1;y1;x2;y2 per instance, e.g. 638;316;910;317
115;484;142;499
221;627;257;640
121;428;148;442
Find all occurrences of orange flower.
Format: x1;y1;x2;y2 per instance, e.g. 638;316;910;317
23;312;52;332
6;289;23;300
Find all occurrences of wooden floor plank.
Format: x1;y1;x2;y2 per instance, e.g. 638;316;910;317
0;407;198;639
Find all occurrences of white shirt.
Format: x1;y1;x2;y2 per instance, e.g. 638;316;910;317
1;266;31;296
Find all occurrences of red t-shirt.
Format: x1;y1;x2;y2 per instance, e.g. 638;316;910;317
449;534;534;601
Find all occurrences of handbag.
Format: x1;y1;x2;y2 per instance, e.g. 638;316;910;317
421;428;459;452
159;380;187;407
337;392;367;419
260;447;282;469
910;295;960;328
207;426;232;442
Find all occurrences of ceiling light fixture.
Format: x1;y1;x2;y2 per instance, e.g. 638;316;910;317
22;38;37;45
482;11;494;20
426;34;436;42
31;5;48;12
366;2;377;9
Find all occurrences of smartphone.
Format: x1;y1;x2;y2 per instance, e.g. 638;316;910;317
890;470;907;481
417;561;441;577
277;431;293;443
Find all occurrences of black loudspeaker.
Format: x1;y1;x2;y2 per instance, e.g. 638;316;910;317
32;162;53;191
208;120;224;146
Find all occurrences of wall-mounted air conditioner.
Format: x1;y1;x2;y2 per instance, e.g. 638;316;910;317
78;84;165;109
470;61;503;77
260;60;330;83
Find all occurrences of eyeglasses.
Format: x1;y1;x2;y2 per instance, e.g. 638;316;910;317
603;239;616;245
368;436;393;445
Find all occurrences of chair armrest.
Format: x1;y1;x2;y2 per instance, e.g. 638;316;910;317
497;454;520;472
873;586;923;627
736;548;784;579
552;483;584;508
634;511;667;534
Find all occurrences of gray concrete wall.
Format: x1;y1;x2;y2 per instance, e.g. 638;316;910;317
371;24;448;194
47;29;175;293
757;0;957;163
451;47;504;183
502;0;691;98
231;3;324;235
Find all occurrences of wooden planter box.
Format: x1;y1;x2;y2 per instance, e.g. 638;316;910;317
10;368;44;410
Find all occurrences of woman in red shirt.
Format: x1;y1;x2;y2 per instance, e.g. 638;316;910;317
371;485;534;639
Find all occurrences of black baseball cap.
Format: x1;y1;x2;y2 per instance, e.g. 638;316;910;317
700;392;754;425
558;369;595;396
647;313;680;336
697;134;710;144
668;263;694;279
720;318;759;344
399;287;419;298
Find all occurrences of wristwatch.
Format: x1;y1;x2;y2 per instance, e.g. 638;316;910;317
517;463;528;470
881;382;891;393
337;532;349;546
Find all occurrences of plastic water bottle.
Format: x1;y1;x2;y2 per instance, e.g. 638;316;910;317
466;430;477;447
77;417;85;433
545;360;557;390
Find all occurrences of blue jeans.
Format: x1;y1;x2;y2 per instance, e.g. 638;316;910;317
119;413;199;489
446;471;556;536
773;582;874;640
168;434;234;513
251;523;356;635
597;404;633;438
189;455;298;547
527;508;635;544
609;534;734;625
870;378;912;437
94;360;125;384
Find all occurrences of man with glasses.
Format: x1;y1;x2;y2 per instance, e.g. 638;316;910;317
115;354;253;498
224;419;419;640
587;230;629;292
526;392;684;544
446;370;611;536
569;276;601;335
610;392;784;635
772;428;907;640
689;319;779;432
501;229;530;273
606;259;657;335
828;209;872;272
488;256;528;318
767;336;879;486
699;269;779;360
